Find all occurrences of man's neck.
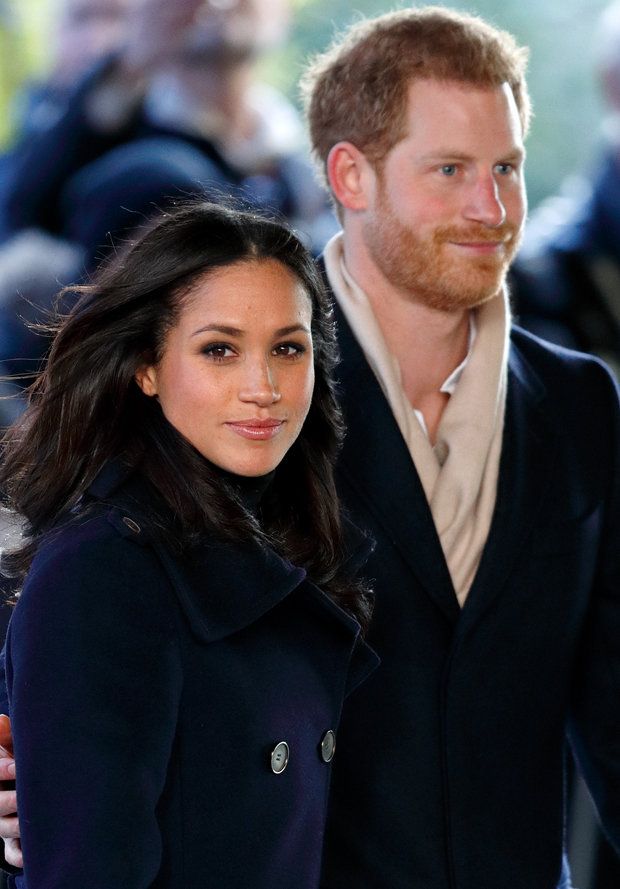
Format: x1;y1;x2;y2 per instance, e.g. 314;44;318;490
342;232;471;425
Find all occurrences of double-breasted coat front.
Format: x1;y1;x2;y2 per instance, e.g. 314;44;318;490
5;461;378;889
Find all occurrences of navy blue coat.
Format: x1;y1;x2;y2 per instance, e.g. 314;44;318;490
320;296;620;889
5;463;378;888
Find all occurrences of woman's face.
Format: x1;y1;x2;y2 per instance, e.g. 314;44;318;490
137;259;315;477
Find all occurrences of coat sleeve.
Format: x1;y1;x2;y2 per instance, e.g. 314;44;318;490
5;516;183;888
567;361;620;855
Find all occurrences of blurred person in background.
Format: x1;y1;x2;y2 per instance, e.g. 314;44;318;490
510;0;620;381
0;0;334;265
8;0;134;140
0;232;85;425
0;0;136;421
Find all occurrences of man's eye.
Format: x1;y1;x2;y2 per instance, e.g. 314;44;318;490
495;163;513;175
440;164;457;176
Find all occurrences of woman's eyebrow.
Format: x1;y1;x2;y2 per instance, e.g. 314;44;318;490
274;324;311;336
191;323;310;338
191;324;243;337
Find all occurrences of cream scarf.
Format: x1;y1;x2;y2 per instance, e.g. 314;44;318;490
324;233;509;605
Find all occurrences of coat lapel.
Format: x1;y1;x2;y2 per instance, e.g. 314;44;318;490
462;334;558;622
152;537;306;642
141;522;380;689
90;459;377;655
334;299;461;623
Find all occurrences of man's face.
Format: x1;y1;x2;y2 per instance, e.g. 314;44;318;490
361;79;527;312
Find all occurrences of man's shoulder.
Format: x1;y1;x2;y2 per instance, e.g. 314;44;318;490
509;323;620;419
510;322;616;381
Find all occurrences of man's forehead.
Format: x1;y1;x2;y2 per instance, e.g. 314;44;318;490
403;77;516;105
400;78;523;138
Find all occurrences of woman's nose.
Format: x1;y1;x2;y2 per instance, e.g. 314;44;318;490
238;359;281;405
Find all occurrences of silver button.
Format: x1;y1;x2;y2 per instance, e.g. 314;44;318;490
122;517;141;534
320;730;336;763
270;741;289;774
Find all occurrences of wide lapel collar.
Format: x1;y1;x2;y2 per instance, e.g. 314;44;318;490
461;332;558;624
90;459;378;647
153;537;308;643
329;278;460;623
89;462;306;642
155;517;379;647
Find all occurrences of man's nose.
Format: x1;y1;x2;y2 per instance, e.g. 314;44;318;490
463;173;506;228
238;358;281;405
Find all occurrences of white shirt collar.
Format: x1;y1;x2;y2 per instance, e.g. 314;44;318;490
439;315;477;396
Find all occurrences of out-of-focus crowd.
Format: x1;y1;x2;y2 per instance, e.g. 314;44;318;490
0;0;337;425
509;1;620;384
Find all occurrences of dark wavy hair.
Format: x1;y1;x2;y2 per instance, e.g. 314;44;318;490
1;201;371;629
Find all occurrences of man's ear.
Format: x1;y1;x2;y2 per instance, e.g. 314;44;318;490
326;142;374;212
135;364;158;397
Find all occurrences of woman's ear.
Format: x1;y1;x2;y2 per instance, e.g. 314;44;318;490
135;364;158;397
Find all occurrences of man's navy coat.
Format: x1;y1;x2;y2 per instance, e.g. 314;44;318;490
320;296;620;889
4;464;378;888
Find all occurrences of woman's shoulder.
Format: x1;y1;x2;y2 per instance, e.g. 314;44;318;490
18;504;172;619
7;504;182;722
34;503;153;564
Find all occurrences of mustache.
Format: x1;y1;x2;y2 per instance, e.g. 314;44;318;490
433;223;520;244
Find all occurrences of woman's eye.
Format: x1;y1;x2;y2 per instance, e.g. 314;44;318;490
202;343;235;361
273;342;305;358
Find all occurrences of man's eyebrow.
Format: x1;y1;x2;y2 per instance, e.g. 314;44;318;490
418;147;526;163
419;151;473;162
191;323;311;338
506;148;526;162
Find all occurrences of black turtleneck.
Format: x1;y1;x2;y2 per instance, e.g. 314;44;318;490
217;467;276;516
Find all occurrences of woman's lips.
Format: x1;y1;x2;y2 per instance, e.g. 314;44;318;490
225;419;284;440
